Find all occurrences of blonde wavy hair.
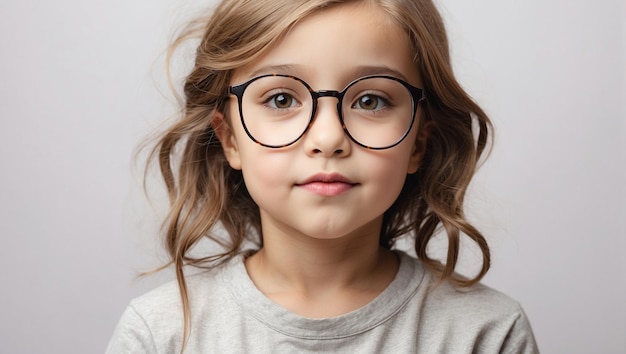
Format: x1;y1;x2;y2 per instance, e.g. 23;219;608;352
149;0;492;350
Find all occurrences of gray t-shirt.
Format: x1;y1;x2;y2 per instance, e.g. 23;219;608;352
107;252;538;353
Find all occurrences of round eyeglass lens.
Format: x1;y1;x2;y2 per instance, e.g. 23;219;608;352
341;77;414;148
239;76;313;147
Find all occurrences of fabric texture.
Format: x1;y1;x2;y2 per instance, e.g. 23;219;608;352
106;252;538;353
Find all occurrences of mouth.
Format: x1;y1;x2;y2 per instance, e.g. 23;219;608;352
295;173;358;196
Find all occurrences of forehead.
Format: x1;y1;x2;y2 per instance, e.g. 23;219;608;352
231;3;421;88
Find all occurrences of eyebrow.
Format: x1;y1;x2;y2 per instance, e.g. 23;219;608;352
350;65;411;82
246;64;411;83
248;64;305;78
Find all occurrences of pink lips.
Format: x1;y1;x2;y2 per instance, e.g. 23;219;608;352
296;173;357;196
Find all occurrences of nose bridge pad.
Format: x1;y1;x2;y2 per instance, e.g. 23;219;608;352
308;90;348;151
311;90;344;127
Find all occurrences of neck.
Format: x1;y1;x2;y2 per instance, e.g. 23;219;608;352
244;217;399;317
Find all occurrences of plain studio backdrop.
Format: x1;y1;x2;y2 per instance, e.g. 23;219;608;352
0;0;624;353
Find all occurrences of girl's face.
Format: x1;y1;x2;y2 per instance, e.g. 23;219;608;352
218;3;426;243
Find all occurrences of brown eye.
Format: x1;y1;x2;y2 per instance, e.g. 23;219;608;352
354;94;385;110
268;93;296;109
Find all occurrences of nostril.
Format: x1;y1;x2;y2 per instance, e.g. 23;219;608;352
334;149;344;154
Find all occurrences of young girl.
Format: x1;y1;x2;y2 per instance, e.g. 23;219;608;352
108;0;538;352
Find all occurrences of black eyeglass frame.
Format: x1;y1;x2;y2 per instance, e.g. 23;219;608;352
228;74;425;150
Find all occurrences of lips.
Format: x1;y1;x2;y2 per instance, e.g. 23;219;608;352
296;173;357;196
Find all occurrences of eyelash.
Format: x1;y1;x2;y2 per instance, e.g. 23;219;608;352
351;93;393;111
262;91;301;110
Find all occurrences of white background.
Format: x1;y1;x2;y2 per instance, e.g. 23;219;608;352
0;0;624;353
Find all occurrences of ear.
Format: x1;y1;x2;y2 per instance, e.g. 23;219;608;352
212;111;242;170
407;120;432;174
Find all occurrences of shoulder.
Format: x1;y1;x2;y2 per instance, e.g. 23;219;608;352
105;278;186;354
426;277;523;317
395;253;524;319
425;283;539;353
130;267;221;319
395;254;538;353
417;267;538;353
107;261;233;353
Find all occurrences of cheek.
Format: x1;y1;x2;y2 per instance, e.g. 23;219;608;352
372;139;417;175
238;149;293;196
360;148;414;199
374;154;411;188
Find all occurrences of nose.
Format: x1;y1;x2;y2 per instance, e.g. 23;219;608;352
303;97;351;157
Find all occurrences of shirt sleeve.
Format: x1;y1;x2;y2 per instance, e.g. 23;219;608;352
106;305;158;354
500;306;540;354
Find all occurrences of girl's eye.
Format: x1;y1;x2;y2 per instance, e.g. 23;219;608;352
266;93;298;109
353;94;387;111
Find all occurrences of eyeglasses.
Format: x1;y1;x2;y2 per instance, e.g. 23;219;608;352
228;74;424;150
